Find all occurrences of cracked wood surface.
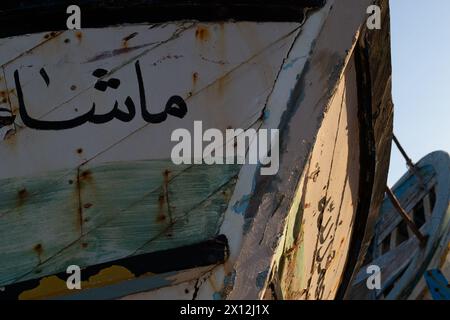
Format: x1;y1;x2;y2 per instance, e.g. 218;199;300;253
228;0;381;300
278;56;360;300
341;0;395;298
0;162;239;287
0;21;302;297
229;1;392;299
0;0;397;300
0;22;300;179
115;0;395;300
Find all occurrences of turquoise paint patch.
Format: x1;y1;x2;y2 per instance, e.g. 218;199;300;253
223;271;236;287
282;57;302;70
256;269;269;289
0;160;241;287
213;292;222;300
233;194;252;215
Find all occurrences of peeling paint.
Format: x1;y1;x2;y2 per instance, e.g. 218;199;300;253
256;269;269;289
233;195;252;215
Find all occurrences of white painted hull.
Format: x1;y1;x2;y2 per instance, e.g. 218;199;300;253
0;0;394;300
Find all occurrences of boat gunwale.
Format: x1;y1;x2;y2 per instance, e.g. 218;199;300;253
0;0;326;38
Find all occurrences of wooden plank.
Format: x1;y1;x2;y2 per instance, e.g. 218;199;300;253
0;162;240;287
0;167;80;286
228;0;378;299
0;235;229;300
0;68;15;141
376;169;436;245
0;20;305;299
278;56;360;300
1;22;299;179
341;0;396;296
385;187;428;246
189;6;333;300
349;236;419;300
423;194;433;218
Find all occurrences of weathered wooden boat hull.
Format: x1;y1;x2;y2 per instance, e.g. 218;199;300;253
0;0;394;300
347;151;450;300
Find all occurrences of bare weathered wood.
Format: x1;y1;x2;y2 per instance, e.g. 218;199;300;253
0;235;229;300
349;235;419;300
341;0;395;298
278;55;361;300
228;0;392;300
0;162;240;287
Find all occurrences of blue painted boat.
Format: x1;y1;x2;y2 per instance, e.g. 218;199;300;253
347;151;450;300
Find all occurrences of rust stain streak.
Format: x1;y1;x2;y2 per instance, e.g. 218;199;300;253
123;32;139;42
17;188;29;207
195;26;210;42
76;168;84;235
1;67;18;137
192;72;199;86
2;31;65;67
122;32;139;49
85;42;159;63
33;243;43;264
163;169;174;226
156;194;166;223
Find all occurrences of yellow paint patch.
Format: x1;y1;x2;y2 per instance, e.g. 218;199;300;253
19;266;137;300
19;276;68;300
81;266;135;289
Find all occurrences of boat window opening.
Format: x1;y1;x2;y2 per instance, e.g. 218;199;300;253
363;238;376;266
429;186;437;211
381;266;408;298
395;220;409;247
382;282;395;299
412;199;426;229
381;235;391;255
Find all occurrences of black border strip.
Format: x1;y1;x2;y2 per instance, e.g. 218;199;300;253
0;0;325;38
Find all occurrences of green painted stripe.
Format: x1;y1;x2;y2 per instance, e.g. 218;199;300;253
0;160;240;286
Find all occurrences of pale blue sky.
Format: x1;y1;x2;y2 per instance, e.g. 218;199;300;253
388;0;450;185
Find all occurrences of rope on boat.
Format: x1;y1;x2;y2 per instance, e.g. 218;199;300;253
393;134;426;188
385;134;428;246
385;187;428;247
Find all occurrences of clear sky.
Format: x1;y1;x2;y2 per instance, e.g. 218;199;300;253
388;0;450;186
